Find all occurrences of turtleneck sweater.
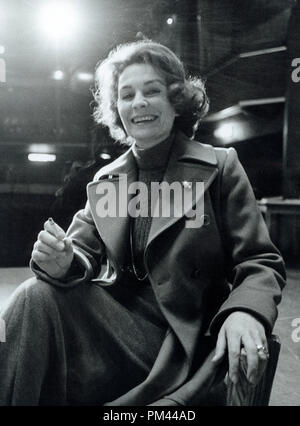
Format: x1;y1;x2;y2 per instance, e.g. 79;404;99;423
130;131;175;281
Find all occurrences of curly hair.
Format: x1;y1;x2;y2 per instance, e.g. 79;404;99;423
93;40;209;143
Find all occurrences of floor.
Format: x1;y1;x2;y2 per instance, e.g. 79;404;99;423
0;266;299;406
270;267;300;405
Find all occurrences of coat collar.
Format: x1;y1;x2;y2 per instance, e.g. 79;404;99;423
87;131;218;271
146;132;218;249
93;131;217;179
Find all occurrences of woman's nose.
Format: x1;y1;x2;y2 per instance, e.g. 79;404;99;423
132;92;148;109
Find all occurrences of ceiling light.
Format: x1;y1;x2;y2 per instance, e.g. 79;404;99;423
214;122;245;144
38;1;79;41
0;45;5;54
53;70;64;80
166;17;174;25
28;153;56;162
77;72;93;82
28;144;54;154
99;153;111;160
214;123;234;141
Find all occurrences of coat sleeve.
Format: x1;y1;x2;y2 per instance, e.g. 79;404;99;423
209;147;286;336
30;200;106;287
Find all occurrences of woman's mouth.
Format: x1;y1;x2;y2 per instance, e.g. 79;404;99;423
131;115;158;124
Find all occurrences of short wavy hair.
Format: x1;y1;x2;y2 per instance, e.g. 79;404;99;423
93;40;209;143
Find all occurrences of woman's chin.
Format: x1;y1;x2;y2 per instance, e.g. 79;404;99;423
133;132;171;149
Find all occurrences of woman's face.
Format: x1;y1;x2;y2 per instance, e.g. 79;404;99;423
117;63;176;148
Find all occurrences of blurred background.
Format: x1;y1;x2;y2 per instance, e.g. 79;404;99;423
0;0;299;267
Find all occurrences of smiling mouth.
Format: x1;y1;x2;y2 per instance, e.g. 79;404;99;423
131;115;158;124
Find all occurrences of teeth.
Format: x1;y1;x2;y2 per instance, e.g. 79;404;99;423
132;115;156;124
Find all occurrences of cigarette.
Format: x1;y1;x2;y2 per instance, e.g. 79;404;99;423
48;217;64;241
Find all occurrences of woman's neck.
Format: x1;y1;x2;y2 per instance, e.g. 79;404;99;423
132;130;175;171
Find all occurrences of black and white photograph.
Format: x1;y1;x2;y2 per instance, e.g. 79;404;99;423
0;0;299;412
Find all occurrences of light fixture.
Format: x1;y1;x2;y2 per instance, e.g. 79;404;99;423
53;70;64;80
77;72;93;82
214;121;245;144
29;144;53;154
38;1;79;41
166;17;174;25
28;153;56;162
0;45;5;54
214;123;235;141
203;105;242;122
99;153;111;160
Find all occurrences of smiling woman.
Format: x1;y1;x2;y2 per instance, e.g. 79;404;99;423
117;63;177;149
93;40;209;143
0;40;286;406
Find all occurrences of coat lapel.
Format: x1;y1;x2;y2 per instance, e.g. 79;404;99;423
146;132;218;249
87;148;137;271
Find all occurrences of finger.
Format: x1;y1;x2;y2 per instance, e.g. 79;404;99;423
34;240;60;256
253;337;269;383
44;218;66;241
212;327;227;364
256;337;269;359
63;237;73;252
227;332;241;384
241;334;260;385
38;230;65;251
256;353;268;384
31;249;49;263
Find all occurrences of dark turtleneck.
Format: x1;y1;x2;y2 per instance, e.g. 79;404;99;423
129;131;175;281
132;131;174;171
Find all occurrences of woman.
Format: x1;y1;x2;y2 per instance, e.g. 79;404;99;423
0;40;286;406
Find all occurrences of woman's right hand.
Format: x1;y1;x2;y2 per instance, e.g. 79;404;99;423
31;219;74;279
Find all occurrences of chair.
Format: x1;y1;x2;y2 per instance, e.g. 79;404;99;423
226;335;281;406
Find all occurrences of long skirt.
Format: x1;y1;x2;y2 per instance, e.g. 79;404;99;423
0;277;168;405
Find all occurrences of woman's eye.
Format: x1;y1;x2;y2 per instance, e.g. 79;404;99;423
145;88;160;96
121;93;133;100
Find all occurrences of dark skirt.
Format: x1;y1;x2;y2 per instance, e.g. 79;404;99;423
0;276;168;405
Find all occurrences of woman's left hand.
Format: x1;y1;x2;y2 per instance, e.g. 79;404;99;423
212;311;269;385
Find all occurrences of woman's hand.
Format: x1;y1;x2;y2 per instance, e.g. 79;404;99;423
212;311;269;385
31;218;74;279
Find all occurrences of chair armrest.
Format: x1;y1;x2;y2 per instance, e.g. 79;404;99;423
226;335;281;406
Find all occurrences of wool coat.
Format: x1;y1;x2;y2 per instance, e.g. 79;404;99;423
2;131;285;406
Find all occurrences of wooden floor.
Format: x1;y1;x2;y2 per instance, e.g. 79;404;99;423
0;266;300;406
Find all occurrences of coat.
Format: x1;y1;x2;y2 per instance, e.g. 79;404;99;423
32;130;286;406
